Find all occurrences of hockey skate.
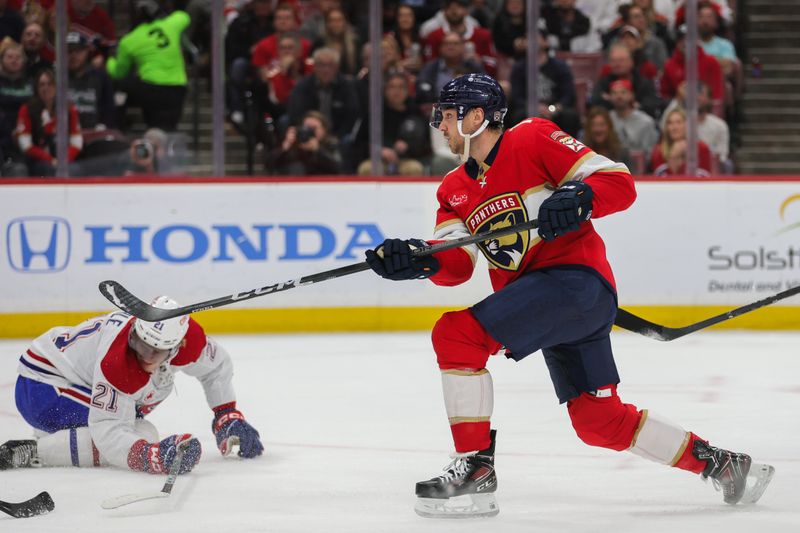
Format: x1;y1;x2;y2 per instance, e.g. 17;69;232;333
414;430;499;518
0;440;41;470
693;440;775;505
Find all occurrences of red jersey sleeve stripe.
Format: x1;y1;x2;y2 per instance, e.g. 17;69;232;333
26;350;56;367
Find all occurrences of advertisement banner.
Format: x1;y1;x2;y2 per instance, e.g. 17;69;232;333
2;178;800;334
0;181;490;314
597;181;800;306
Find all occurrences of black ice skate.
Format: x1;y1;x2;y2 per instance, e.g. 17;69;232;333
0;440;40;470
693;440;774;505
414;429;499;518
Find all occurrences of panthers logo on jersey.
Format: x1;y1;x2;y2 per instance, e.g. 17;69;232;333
467;193;530;271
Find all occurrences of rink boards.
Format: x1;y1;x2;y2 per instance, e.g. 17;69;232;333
2;176;800;337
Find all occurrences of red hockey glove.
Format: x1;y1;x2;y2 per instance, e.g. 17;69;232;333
128;434;202;474
212;406;264;458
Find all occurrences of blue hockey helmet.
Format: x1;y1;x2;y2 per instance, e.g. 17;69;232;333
430;73;508;129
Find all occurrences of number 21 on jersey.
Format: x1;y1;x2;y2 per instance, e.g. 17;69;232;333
92;382;119;412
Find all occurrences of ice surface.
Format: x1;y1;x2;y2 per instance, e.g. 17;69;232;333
1;330;798;532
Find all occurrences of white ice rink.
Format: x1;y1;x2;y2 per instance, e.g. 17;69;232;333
1;330;799;532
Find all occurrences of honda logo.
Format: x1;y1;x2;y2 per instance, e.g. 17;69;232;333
6;217;71;273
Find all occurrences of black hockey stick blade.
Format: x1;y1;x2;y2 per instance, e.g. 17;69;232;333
614;283;800;341
0;491;55;518
99;218;542;321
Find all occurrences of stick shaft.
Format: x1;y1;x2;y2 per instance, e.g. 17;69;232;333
100;219;540;320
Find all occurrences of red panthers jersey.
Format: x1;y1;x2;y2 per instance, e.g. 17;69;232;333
430;118;636;292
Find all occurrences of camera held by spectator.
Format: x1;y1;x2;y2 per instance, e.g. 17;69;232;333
295;124;315;144
268;110;342;175
126;139;155;174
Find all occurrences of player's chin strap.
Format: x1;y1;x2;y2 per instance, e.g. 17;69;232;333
457;118;491;162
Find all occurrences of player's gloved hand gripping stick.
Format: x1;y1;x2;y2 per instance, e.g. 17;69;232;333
365;238;440;281
537;181;593;241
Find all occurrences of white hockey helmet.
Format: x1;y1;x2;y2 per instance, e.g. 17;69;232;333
132;296;190;350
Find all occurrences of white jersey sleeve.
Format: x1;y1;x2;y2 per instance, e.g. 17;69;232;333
176;336;236;410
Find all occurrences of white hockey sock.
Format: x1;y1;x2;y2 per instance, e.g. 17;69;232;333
37;427;106;467
37;420;158;468
628;410;691;466
441;368;494;425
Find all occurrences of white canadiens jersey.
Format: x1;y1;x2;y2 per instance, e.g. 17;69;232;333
18;311;235;469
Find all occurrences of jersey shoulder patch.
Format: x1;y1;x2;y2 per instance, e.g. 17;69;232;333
170;319;207;367
548;129;589;153
99;322;150;395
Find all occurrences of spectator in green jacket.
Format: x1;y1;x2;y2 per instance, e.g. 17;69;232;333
106;0;189;131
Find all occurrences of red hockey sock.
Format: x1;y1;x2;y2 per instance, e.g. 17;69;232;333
672;432;707;474
450;421;492;453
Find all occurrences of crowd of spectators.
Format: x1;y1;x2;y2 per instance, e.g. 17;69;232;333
0;0;191;176
224;0;741;176
0;0;743;177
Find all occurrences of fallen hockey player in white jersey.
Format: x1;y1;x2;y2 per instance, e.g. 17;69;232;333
0;296;263;474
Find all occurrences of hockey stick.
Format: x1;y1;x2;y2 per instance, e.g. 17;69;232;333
614;283;800;341
99;218;542;321
98;217;800;341
0;491;55;518
101;442;188;510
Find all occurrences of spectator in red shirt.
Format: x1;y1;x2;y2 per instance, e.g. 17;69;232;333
653;139;710;177
424;0;496;77
651;107;713;175
16;67;82;176
260;33;312;115
251;3;312;74
660;24;724;102
68;0;116;51
590;43;662;118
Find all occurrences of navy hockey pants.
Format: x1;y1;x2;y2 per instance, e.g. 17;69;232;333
472;267;620;403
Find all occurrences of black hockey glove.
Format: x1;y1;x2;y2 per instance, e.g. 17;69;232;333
365;238;440;281
537;181;594;241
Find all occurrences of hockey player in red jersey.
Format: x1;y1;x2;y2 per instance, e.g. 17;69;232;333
0;296;263;474
365;73;774;518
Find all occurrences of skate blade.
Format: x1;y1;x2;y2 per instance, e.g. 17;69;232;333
414;493;499;519
740;463;775;505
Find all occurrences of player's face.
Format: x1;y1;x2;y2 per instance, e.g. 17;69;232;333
130;331;173;373
438;108;464;154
